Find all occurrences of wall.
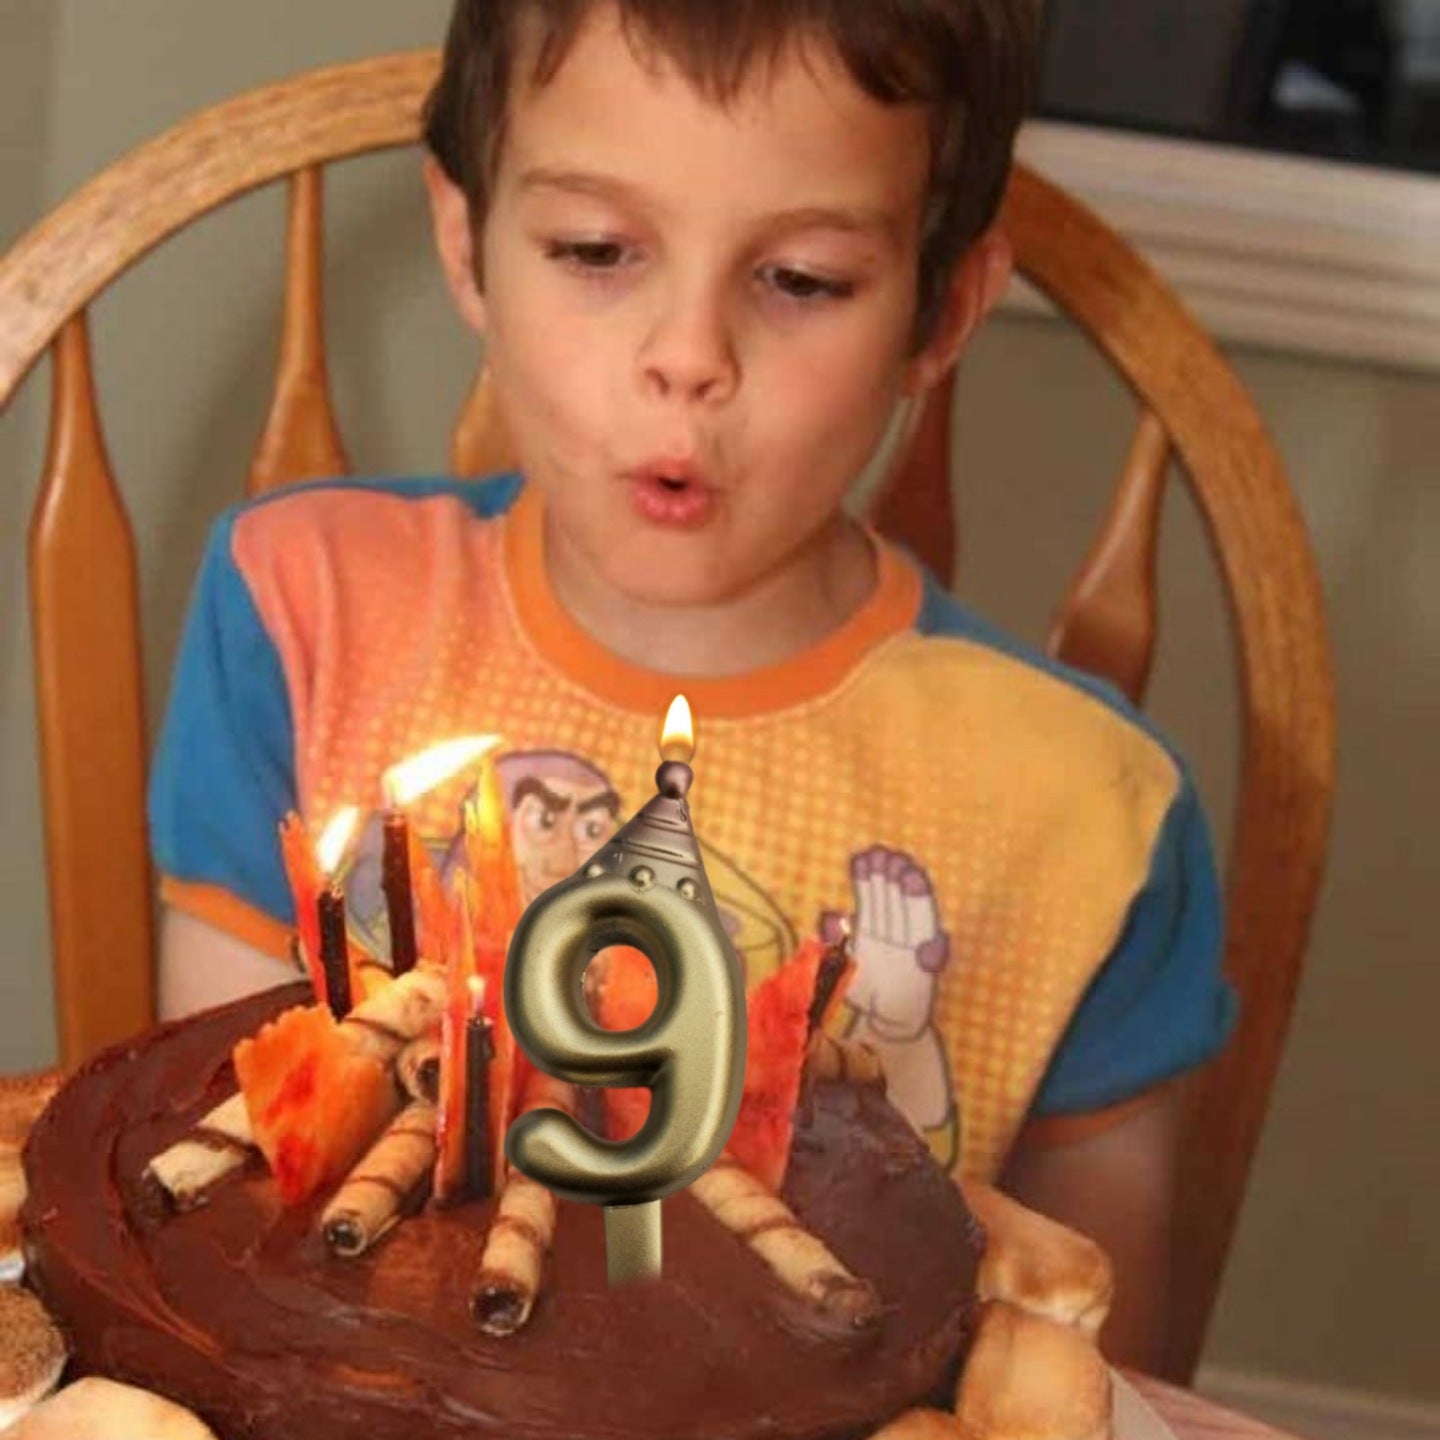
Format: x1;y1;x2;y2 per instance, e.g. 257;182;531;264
1;0;63;1085
3;0;1437;1411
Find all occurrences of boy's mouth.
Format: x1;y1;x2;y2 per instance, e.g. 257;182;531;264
627;463;717;529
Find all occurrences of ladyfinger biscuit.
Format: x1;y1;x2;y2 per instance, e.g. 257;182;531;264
957;1179;1113;1337
953;1301;1112;1440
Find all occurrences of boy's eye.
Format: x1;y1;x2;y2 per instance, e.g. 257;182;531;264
544;238;632;271
759;265;855;302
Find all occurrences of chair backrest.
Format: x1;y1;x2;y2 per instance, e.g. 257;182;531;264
0;52;1335;1383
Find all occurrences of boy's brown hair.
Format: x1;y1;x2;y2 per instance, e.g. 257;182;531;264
422;0;1039;345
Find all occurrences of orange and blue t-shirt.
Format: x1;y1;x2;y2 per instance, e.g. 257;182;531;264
149;475;1234;1182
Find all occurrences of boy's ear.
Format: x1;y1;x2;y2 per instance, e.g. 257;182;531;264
423;156;488;334
903;229;1013;396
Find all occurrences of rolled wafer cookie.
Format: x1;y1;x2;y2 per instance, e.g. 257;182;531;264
471;1071;579;1336
5;1376;218;1439
321;1100;438;1257
0;1286;66;1430
396;1035;442;1104
144;1092;254;1211
690;1152;881;1332
471;1170;559;1336
337;964;448;1067
956;1179;1113;1337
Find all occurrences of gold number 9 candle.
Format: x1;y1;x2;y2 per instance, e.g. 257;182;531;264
503;697;746;1286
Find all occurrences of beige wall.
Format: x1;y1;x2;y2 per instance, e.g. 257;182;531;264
4;0;1438;1408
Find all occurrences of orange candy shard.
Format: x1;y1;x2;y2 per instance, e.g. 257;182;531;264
408;828;452;968
463;756;524;952
729;939;829;1193
278;813;325;999
234;1005;398;1206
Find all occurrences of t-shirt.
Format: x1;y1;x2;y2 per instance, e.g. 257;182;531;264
149;475;1234;1181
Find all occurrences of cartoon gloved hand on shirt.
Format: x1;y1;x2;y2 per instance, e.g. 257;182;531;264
822;846;959;1169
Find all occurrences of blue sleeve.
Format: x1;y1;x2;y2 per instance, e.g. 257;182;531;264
1031;772;1236;1115
147;511;297;926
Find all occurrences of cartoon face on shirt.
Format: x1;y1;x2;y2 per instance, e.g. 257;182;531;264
497;750;622;903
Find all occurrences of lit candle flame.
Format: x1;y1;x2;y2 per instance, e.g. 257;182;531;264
467;974;487;1017
384;735;502;807
659;694;695;764
316;806;360;878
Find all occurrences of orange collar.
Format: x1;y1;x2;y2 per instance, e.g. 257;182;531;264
502;484;922;719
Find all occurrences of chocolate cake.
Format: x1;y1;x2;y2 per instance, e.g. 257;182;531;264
21;984;984;1440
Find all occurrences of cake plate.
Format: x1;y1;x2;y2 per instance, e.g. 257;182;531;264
1114;1371;1181;1440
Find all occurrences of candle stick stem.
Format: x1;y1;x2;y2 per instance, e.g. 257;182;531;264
604;1200;662;1286
383;808;419;976
807;941;851;1038
465;1013;495;1201
318;886;352;1018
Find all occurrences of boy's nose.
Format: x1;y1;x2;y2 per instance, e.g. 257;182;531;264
636;290;739;406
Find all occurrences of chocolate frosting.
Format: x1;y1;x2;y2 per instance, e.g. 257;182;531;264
23;986;981;1440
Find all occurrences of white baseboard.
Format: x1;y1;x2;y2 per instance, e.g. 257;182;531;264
1198;1365;1440;1440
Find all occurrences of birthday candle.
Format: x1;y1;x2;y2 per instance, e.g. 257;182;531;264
381;790;419;978
315;808;360;1018
384;737;503;975
464;976;496;1201
433;873;478;1207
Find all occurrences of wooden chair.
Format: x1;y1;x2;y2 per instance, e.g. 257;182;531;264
0;52;1335;1384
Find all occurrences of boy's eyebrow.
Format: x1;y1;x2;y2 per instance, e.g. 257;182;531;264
759;205;905;245
517;167;903;243
518;167;636;200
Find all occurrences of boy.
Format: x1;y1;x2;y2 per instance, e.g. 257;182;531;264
150;0;1233;1372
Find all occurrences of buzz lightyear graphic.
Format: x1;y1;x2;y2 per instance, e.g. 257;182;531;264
344;749;621;948
494;751;623;906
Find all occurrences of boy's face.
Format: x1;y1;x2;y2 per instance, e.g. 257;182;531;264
432;5;1001;610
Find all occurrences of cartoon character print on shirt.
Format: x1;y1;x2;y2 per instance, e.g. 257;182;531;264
496;757;803;1003
690;840;798;983
823;846;960;1171
343;748;797;983
342;750;622;954
491;755;800;989
494;751;623;906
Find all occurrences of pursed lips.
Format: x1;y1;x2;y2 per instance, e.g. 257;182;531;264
626;456;713;488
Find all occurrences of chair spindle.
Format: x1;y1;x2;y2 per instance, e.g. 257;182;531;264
1048;409;1170;704
29;313;156;1068
247;166;350;495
